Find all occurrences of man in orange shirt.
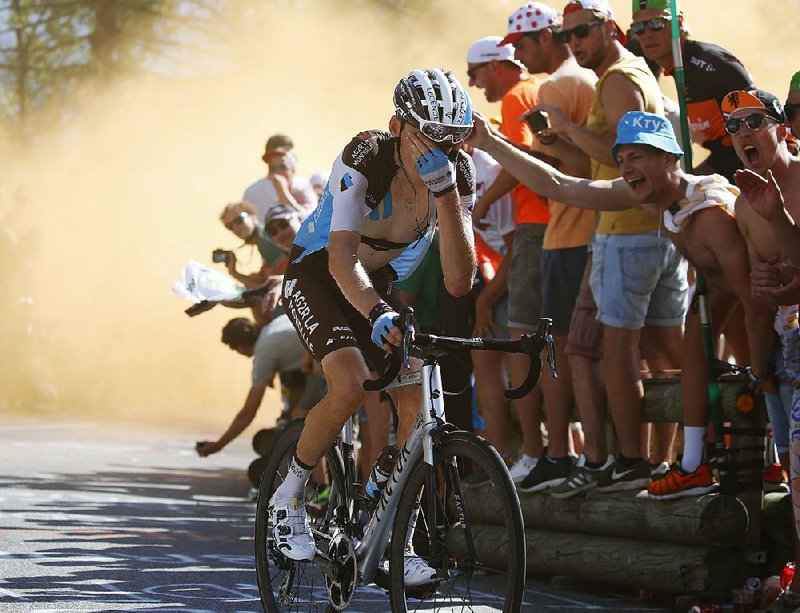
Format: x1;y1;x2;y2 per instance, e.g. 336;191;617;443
468;35;550;486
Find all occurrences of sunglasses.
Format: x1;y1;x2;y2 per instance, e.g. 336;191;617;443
555;21;603;44
467;62;489;81
224;211;249;231
724;112;778;135
266;219;290;236
630;16;671;36
785;102;800;122
400;111;473;144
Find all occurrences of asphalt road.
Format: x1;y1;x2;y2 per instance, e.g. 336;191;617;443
0;415;674;612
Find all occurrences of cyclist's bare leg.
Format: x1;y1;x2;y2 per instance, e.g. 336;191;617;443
295;347;372;468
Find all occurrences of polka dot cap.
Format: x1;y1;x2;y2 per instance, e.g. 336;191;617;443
498;2;560;46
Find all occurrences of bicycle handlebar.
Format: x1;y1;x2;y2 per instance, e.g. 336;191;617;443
363;307;557;399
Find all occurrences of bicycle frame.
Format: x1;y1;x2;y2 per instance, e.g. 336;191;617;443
354;360;444;585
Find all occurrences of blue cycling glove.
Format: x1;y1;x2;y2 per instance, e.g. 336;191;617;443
416;148;456;197
369;302;399;349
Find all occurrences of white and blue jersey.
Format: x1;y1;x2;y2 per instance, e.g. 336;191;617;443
292;130;476;282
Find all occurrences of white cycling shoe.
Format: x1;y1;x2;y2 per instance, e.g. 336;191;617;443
383;554;436;586
269;495;316;561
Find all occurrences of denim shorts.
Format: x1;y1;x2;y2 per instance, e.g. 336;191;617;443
765;342;792;454
507;223;546;331
589;232;688;330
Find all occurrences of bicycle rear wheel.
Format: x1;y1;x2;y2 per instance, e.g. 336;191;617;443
389;430;526;612
255;419;347;612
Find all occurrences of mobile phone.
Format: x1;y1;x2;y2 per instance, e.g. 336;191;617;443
525;110;549;133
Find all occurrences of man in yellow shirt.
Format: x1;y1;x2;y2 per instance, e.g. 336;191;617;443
529;0;687;493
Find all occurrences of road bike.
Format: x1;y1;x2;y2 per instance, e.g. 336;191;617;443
254;309;556;612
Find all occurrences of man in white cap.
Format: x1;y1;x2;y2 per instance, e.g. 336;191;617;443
527;0;686;494
498;2;600;494
466;35;549;486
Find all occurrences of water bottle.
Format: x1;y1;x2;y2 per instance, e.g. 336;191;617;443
365;445;399;501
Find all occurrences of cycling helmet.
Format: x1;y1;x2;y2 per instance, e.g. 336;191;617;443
393;68;473;144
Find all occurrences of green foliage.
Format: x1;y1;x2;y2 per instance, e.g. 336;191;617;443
0;0;227;127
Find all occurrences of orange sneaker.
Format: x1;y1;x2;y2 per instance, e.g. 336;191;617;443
647;461;718;500
764;463;789;493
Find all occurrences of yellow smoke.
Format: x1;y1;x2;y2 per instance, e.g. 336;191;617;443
0;0;796;432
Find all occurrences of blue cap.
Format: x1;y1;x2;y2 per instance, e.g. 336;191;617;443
612;111;684;161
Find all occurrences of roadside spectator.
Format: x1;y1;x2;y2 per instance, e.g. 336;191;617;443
467;35;549;486
630;0;754;180
531;0;685;493
498;1;598;494
728;88;800;607
195;315;322;457
463;143;516;483
218;201;285;288
468;109;773;501
242;134;317;222
263;205;302;273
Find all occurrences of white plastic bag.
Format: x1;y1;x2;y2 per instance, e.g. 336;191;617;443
171;260;244;303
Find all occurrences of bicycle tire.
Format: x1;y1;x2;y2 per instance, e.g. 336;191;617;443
388;430;526;612
255;419;348;612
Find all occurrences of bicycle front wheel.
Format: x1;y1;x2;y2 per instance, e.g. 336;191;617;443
254;419;347;613
389;430;526;612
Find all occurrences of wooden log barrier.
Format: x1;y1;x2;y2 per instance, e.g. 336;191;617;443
639;375;748;422
463;525;747;598
465;488;748;547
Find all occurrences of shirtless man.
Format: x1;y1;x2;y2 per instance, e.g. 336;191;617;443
468;109;775;499
722;88;800;606
268;69;476;578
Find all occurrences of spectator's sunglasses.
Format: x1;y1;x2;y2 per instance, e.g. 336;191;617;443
724;112;778;135
224;211;249;230
630;16;671;36
555;21;603;44
785;102;800;122
466;62;489;81
266;220;290;236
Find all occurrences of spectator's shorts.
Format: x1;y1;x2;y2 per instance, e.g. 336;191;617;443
589;232;688;330
565;253;603;360
507;223;546;331
541;245;588;335
282;246;405;370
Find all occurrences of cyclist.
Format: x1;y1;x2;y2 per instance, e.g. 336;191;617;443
269;68;477;582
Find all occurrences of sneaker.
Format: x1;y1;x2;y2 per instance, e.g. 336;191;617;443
596;457;651;493
508;455;538;486
647;461;718;500
518;449;575;493
550;455;613;499
402;555;437;587
269;495;316;561
462;466;491;491
650;461;670;479
764;463;789;493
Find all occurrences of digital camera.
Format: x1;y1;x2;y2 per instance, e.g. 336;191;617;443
525;110;549;134
212;248;231;263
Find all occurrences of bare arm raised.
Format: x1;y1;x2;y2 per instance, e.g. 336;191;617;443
469;112;635;212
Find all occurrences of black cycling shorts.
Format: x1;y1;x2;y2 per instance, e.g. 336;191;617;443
282;246;405;372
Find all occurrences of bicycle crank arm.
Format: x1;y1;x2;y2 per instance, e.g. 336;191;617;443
313;549;341;581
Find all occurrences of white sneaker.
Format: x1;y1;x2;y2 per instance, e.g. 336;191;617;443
508;455;538;485
402;555;436;586
269;495;316;561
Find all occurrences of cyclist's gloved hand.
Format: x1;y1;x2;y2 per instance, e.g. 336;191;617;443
416;148;456;197
369;301;399;350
